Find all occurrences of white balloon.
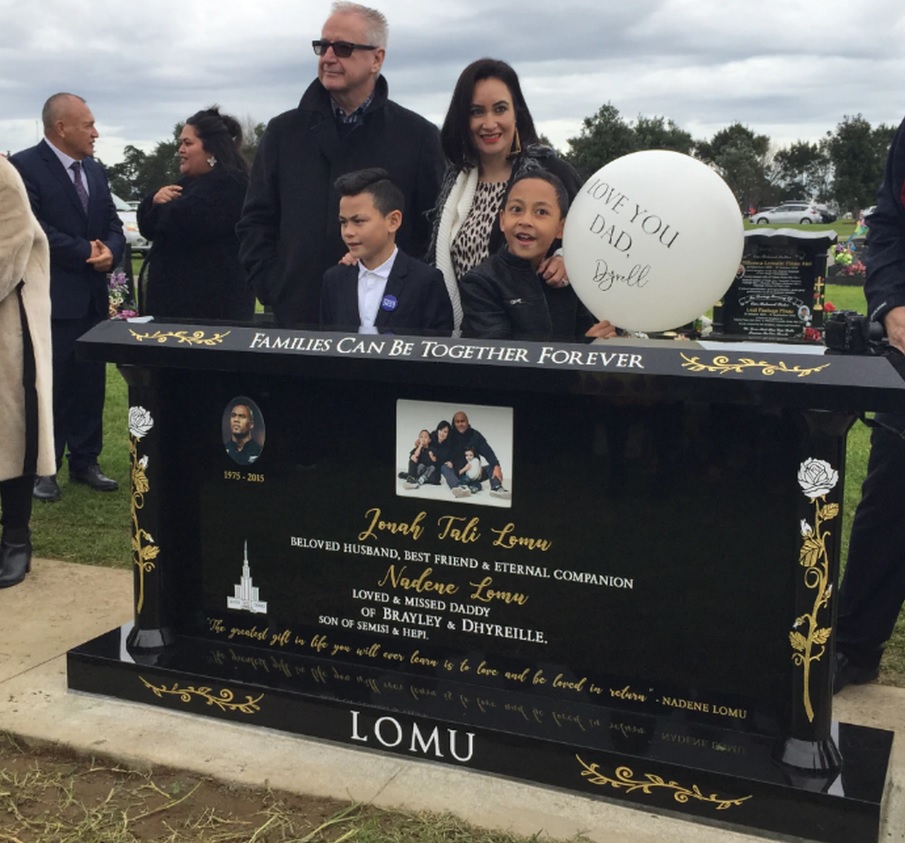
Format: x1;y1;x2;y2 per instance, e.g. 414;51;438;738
563;150;744;333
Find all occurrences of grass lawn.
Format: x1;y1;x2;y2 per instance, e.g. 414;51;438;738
743;219;858;239
30;276;905;686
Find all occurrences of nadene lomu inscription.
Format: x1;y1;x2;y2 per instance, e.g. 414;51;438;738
378;564;530;606
660;695;748;720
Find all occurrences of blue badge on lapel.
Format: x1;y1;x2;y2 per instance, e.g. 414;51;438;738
381;295;398;312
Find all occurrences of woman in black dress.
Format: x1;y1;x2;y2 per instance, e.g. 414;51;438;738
138;107;253;321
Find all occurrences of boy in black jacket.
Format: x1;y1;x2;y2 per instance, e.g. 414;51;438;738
459;170;615;342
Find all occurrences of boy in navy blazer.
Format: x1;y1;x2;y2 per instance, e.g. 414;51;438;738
320;168;452;335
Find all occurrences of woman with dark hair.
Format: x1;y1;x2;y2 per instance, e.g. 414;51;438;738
431;420;452;479
427;58;583;331
138;106;253;320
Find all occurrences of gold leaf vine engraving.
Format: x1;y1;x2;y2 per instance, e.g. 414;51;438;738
129;329;231;346
791;458;839;722
128;407;158;614
139;676;264;715
680;353;830;379
577;756;752;810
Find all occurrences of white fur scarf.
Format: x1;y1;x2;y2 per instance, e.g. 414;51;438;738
433;167;479;333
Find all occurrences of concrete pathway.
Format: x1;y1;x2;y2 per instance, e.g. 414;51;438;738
0;558;902;842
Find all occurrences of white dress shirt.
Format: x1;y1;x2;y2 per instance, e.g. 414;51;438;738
357;247;398;333
46;140;91;199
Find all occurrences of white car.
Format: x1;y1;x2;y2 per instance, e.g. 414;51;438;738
752;203;822;225
112;194;150;254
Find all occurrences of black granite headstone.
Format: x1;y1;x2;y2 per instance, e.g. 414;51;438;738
68;322;905;843
714;229;837;340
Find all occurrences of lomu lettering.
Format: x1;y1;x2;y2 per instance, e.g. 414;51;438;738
350;710;475;762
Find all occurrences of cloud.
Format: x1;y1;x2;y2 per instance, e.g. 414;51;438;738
2;0;904;163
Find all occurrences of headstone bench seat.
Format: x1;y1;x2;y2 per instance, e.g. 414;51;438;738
69;319;905;843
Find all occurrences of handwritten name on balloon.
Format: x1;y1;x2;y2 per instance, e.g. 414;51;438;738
593;259;651;293
584;178;681;263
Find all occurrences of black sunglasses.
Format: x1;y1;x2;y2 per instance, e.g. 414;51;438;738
312;39;377;58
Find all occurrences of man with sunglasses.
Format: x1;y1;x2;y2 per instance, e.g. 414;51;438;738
238;1;443;328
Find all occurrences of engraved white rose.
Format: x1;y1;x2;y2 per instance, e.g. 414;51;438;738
129;406;155;440
797;458;838;499
800;519;813;537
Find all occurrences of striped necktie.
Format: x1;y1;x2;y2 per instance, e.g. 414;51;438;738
70;161;89;213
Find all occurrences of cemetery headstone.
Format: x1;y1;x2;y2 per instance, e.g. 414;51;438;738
714;229;837;340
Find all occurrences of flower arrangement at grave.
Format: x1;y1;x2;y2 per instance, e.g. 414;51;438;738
833;244;866;278
841;258;866;277
833;244;853;268
802;301;835;343
108;269;138;320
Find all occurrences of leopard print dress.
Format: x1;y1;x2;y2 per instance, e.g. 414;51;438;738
450;180;509;281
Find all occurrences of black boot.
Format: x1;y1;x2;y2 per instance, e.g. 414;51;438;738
0;534;32;588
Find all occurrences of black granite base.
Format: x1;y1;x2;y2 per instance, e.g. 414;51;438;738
68;625;892;843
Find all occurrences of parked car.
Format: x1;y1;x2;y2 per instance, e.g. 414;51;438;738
766;198;836;222
112;194;150;254
752;203;822;225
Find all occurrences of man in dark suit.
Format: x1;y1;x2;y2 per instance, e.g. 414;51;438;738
11;92;124;501
320;168;452;335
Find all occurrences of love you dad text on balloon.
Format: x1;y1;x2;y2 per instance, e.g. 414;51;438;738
582;177;681;293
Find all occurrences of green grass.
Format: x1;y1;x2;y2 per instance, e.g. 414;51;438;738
31;363;131;567
744;219;858;240
828;283;870;565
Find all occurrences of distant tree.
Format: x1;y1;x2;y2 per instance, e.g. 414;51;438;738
771;140;831;202
536;133;556;152
865;121;898;205
632;115;693;155
137;131;181;197
110;127;181;200
564;103;636;179
106;144;149;200
239;115;266;164
825;114;895;215
563;105;694;180
695;123;772;211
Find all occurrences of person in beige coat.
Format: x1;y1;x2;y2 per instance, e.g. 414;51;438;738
0;156;55;587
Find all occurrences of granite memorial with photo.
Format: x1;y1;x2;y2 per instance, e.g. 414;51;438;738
68;321;905;843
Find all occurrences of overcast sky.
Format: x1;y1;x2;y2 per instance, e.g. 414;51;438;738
3;0;905;166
